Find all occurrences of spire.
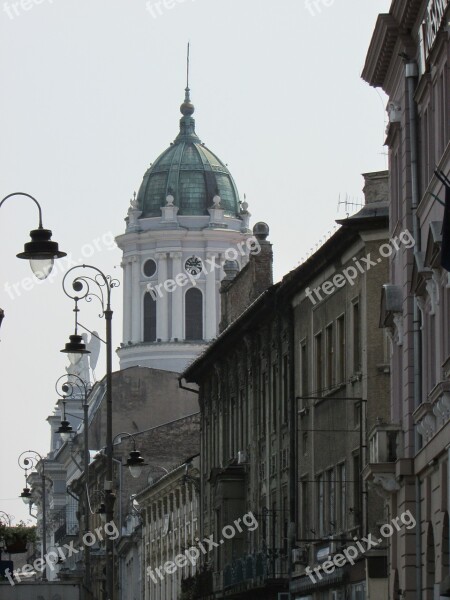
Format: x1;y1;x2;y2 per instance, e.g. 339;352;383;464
176;43;200;142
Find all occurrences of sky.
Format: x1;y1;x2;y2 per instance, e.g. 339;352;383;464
0;0;391;523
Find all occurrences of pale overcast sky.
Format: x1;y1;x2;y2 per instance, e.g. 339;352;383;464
0;0;391;521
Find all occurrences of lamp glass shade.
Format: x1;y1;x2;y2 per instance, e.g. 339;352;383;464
68;352;82;366
20;488;32;504
128;465;142;479
29;258;54;280
60;431;72;442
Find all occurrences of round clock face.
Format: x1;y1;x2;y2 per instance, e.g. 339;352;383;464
184;256;203;277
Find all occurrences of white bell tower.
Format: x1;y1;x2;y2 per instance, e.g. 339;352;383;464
116;87;252;373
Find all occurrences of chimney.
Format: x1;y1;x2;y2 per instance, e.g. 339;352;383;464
362;170;389;205
219;223;273;332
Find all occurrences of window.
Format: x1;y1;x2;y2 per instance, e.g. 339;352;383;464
143;259;157;278
301;478;309;537
260;462;266;480
282;488;288;555
338;463;346;531
231;397;236;456
283;355;289;423
185;288;203;340
337;315;345;383
261;372;267;436
143;293;157;342
438;70;447;157
354;401;361;428
350;581;366;600
239;389;246;450
352;454;361;526
300;339;308;397
272;365;278;430
270;454;277;476
315;332;323;396
326;324;334;389
302;432;308;455
328;468;335;528
352;302;361;373
317;473;324;536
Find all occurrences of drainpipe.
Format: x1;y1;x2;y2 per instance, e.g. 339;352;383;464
406;59;422;600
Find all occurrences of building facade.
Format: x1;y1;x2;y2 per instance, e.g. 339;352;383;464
288;172;391;600
183;225;295;599
136;455;201;600
363;1;450;597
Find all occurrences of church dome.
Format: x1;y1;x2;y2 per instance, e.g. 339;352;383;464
137;89;241;218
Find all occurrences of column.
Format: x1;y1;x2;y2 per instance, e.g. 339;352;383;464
205;252;217;340
156;252;169;341
121;258;132;343
131;256;141;343
170;252;183;341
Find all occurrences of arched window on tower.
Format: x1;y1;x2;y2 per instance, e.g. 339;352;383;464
144;293;157;342
185;288;203;341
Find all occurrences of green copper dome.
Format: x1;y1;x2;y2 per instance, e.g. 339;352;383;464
137;89;241;218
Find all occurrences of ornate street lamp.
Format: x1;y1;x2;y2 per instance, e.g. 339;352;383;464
54;374;92;594
60;264;119;600
56;398;73;442
60;301;90;366
17;451;48;580
113;432;147;479
0;192;66;280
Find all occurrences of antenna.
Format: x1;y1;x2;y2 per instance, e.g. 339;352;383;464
186;42;190;90
337;193;363;217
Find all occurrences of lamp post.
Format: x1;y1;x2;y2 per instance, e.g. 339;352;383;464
55;374;92;596
60;264;119;600
112;432;147;479
0;192;66;280
17;451;48;580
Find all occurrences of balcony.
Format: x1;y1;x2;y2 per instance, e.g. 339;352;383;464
363;422;402;497
369;421;401;463
51;501;79;545
413;380;450;443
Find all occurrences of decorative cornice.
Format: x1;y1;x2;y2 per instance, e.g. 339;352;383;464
362;14;400;87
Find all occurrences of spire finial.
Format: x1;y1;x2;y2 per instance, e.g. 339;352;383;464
180;42;194;117
186;41;190;92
